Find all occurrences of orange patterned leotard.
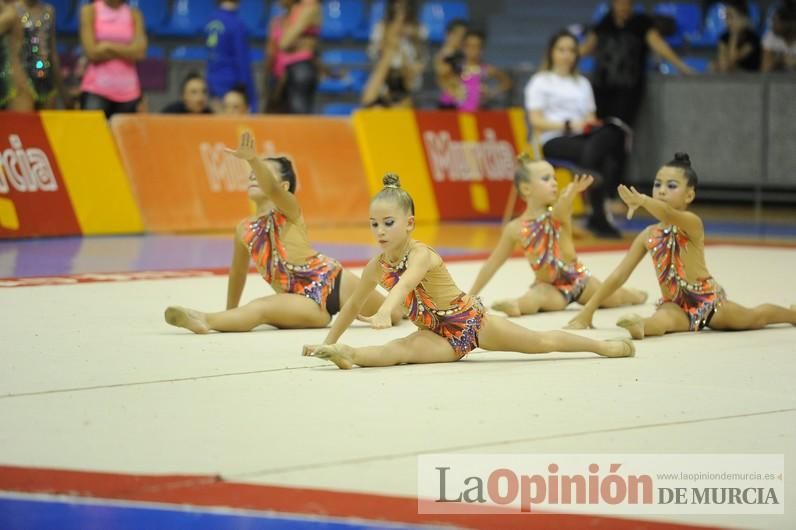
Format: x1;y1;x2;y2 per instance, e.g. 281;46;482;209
241;209;341;312
520;209;590;304
646;224;725;331
379;244;485;358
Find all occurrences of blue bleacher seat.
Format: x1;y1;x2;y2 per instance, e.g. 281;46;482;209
579;55;596;74
658;55;709;73
748;1;762;29
348;69;369;92
170;45;209;61
321;102;359;116
654;2;702;48
420;1;469;44
269;2;286;22
240;0;267;39
146;45;165;59
129;0;169;35
318;77;351;95
250;47;265;64
321;48;369;67
52;0;78;34
352;0;384;41
683;56;710;72
321;0;366;41
163;0;215;37
318;69;368;95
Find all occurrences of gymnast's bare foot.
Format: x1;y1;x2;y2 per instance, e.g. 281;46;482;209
617;313;645;340
308;343;355;369
491;298;522;317
165;306;209;334
601;337;636;358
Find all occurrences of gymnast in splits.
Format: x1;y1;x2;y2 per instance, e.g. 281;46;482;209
302;173;635;369
469;155;646;317
165;132;401;333
567;152;796;338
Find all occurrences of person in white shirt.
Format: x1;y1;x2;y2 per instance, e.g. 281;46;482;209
525;29;625;238
762;1;796;72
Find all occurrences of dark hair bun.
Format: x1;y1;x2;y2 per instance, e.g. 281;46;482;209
673;152;691;166
383;173;401;188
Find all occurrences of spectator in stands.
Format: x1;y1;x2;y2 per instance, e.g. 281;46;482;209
525;30;625;239
264;0;321;114
762;0;796;72
0;0;23;110
367;0;428;98
12;1;67;110
161;72;213;114
434;18;467;109
78;0;146;118
437;30;511;111
580;0;695;128
205;0;256;114
361;16;410;106
221;84;249;115
715;0;761;72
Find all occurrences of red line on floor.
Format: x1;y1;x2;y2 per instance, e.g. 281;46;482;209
0;465;723;530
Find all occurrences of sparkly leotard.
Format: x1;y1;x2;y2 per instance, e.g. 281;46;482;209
17;4;56;105
379;244;485;358
241;210;341;312
520;209;591;304
0;26;14;108
647;224;725;331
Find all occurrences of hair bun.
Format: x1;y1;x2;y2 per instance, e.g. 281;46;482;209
673;152;691;166
383;173;401;188
517;152;532;165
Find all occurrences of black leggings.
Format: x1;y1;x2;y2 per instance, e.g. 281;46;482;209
542;124;626;220
325;273;342;316
283;60;317;114
80;92;139;119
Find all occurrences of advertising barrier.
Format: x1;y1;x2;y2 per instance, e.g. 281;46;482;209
112;115;372;232
0;111;141;239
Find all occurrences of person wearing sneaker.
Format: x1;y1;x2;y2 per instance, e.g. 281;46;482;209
524;29;625;239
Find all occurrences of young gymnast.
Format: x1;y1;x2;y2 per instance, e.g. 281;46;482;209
302;174;635;369
13;0;66;110
164;132;400;333
567;152;796;338
469;155;646;317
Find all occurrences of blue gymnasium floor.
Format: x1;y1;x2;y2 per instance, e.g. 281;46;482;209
1;217;795;279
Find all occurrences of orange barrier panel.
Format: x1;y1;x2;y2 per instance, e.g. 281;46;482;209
0;113;81;238
111;116;371;232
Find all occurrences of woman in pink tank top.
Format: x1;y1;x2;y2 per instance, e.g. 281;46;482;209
79;0;146;117
264;0;321;113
